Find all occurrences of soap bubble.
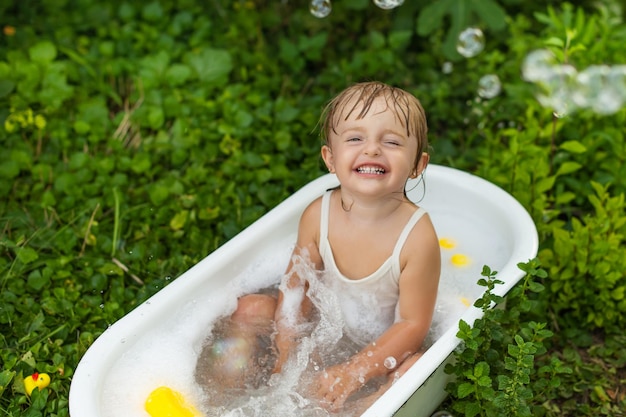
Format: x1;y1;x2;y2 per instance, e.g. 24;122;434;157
456;28;485;58
383;356;397;369
522;49;557;82
310;0;332;18
574;65;624;115
442;61;453;74
477;74;501;99
534;64;578;116
373;0;405;9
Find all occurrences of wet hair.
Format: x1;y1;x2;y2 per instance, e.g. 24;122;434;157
319;81;429;173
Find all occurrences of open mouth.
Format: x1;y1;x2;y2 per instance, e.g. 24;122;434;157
356;165;386;175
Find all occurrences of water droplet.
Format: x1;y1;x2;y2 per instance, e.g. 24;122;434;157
441;61;453;74
99;303;105;309
383;356;397;369
456;28;484;58
366;351;374;357
358;375;365;383
477;74;501;99
373;0;404;10
310;0;331;18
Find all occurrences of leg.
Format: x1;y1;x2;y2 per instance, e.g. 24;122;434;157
195;294;278;395
231;294;277;326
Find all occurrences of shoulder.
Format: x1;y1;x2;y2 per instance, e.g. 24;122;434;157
400;210;441;276
296;195;324;244
294;195;324;268
300;194;324;226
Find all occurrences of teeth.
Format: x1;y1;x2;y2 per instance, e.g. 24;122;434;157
357;166;385;174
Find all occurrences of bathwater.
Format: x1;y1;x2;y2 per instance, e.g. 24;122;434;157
100;206;509;417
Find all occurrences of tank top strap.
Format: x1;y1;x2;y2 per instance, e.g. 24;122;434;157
319;190;332;245
391;207;427;259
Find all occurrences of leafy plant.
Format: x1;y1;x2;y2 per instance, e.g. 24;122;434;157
540;182;626;332
444;260;571;417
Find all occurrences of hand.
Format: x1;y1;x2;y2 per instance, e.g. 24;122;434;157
313;363;363;412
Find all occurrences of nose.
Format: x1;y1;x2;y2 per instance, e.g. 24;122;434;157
364;140;381;156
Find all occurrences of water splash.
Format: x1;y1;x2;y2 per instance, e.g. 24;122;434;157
456;28;485;58
373;0;405;10
477;74;501;99
310;0;332;18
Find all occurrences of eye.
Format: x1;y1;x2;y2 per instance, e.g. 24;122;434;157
347;137;362;142
385;140;401;146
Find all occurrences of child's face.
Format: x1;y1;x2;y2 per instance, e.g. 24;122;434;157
322;96;424;198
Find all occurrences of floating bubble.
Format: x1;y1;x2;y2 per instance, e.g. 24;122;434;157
456;28;485;58
383;356;397;369
574;65;624;115
373;0;405;9
534;64;578;116
522;49;557;82
310;0;332;18
442;61;453;74
477;74;501;99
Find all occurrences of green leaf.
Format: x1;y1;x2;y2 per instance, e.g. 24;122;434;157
28;41;57;63
27;269;50;291
170;210;189;231
166;64;192;86
16;246;39;264
416;0;453;36
184;48;233;84
555;161;582;176
472;0;507;30
0;370;16;397
560;140;587;153
457;382;475;398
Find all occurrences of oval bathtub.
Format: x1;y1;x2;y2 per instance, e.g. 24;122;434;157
69;164;538;417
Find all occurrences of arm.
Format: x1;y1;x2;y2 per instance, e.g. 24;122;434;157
315;213;441;411
273;199;323;373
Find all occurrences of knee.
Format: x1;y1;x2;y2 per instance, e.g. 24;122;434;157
232;294;277;325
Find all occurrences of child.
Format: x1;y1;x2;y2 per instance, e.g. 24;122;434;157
196;81;441;412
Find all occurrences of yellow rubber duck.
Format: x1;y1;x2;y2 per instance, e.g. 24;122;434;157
145;386;200;417
23;372;50;395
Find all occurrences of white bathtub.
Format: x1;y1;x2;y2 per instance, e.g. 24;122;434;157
69;164;538;417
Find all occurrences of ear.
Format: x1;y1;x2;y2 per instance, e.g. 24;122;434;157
321;145;335;173
411;152;430;178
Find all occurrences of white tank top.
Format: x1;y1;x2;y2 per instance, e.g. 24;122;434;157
318;190;427;346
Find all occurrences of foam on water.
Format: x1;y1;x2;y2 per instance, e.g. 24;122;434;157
100;208;508;417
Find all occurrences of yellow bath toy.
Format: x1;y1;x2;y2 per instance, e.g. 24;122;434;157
439;237;456;249
24;372;50;395
451;253;470;267
145;386;200;417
